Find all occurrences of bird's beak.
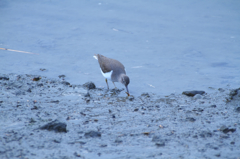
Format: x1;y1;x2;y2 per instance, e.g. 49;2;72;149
125;86;130;96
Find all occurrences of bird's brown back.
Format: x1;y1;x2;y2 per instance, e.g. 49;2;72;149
96;54;126;75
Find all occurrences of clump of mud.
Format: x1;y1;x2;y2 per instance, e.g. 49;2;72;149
0;74;239;158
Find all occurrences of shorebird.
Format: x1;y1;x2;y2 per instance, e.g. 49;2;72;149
93;54;130;96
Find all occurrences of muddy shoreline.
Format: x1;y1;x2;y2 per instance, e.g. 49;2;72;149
0;73;239;159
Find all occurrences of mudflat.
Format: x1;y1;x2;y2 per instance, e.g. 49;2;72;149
0;74;239;158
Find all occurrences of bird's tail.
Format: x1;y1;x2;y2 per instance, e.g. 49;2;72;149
93;54;98;60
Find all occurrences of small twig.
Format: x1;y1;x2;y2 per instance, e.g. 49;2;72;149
0;47;39;55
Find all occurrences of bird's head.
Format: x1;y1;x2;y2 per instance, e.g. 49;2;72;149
121;75;130;96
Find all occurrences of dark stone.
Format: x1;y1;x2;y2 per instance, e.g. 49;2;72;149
143;132;150;135
40;120;67;133
58;75;66;78
0;76;9;80
218;88;225;92
134;108;139;111
31;106;38;110
73;152;81;157
210;105;217;108
32;77;41;81
182;90;205;97
192;135;198;138
80;112;86;116
192;108;204;112
40;68;47;71
219;126;236;134
85;98;90;103
223;128;236;134
62;81;70;86
84;131;101;138
84;92;90;97
112;115;116;118
50;100;60;104
215;153;221;157
100;144;107;147
128;96;134;101
83;82;96;90
114;139;123;144
77;141;86;145
29;118;36;123
229;88;240;99
186;117;196;122
27;88;32;92
53;139;61;143
141;93;150;97
236;107;240;113
155;142;165;147
199;131;212;138
37;83;44;87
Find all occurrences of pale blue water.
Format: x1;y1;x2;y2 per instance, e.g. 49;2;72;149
1;0;240;96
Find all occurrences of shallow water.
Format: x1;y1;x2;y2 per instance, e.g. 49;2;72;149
0;0;240;96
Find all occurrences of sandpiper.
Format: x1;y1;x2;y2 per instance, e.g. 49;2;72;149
93;54;130;96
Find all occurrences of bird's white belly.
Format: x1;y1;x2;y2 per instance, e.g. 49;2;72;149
100;69;113;81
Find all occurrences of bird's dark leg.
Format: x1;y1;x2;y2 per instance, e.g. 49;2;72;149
112;81;117;89
105;78;109;89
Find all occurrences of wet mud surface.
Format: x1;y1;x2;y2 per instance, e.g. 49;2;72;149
0;74;239;159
